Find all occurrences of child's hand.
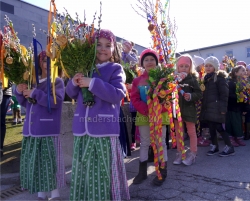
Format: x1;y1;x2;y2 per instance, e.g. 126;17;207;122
23;89;34;98
73;73;83;86
184;93;191;101
221;112;225;114
78;77;92;88
17;84;28;93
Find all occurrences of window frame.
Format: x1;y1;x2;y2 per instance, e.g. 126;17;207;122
225;50;234;58
246;47;250;58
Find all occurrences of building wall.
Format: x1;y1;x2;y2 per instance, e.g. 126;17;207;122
1;0;145;55
178;40;250;64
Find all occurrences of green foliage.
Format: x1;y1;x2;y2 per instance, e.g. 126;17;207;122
4;51;27;84
147;66;175;102
56;39;96;77
121;61;138;84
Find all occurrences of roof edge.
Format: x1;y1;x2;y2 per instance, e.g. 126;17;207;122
178;38;250;54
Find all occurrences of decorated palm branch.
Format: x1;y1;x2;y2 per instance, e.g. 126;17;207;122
0;15;31;85
222;55;237;73
45;0;102;106
236;76;248;103
133;0;186;180
0;15;38;104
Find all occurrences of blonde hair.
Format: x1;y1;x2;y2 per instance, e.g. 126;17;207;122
176;53;197;76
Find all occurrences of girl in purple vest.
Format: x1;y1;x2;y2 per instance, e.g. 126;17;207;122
15;51;66;200
66;29;130;201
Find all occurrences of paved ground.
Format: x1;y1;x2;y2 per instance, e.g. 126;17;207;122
1;139;250;201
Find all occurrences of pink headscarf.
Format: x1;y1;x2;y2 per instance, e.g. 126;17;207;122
39;51;46;64
92;29;116;44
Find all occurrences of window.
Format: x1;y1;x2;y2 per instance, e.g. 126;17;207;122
0;2;14;14
226;50;233;57
206;53;213;57
247;47;250;57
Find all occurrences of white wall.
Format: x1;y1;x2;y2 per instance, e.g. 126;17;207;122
180;41;250;65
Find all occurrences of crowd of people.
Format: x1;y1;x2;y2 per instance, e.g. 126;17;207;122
0;28;250;200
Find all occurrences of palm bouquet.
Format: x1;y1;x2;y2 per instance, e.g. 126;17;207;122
222;55;237;73
1;15;36;103
46;0;102;106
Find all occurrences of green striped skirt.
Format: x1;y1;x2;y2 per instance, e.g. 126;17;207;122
20;136;57;194
70;135;130;201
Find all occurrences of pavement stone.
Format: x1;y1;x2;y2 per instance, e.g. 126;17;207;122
1;140;250;200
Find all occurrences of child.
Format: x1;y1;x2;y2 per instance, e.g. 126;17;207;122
15;51;66;200
226;65;247;146
200;56;235;157
193;55;210;147
173;54;202;166
244;64;250;140
131;49;168;186
127;83;137;150
66;29;130;201
121;40;138;64
1;80;13;157
10;94;22;125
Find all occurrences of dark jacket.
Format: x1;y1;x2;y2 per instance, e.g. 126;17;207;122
3;80;13;97
178;73;202;123
200;70;229;123
0;81;2;104
227;78;247;113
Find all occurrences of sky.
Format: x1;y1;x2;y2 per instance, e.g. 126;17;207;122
22;0;250;53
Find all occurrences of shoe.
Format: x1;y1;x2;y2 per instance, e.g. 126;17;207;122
173;152;182;165
235;138;246;146
207;144;219;156
12;122;17;126
244;136;250;140
17;121;22;124
152;163;167;186
133;161;148;184
197;136;210;147
219;145;235;157
230;137;239;147
182;152;196;166
130;143;136;151
244;134;250;140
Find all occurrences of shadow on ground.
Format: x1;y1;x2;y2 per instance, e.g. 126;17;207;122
0;141;22;174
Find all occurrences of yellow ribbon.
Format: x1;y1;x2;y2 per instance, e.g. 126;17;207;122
0;43;5;88
59;54;70;78
51;59;57;104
